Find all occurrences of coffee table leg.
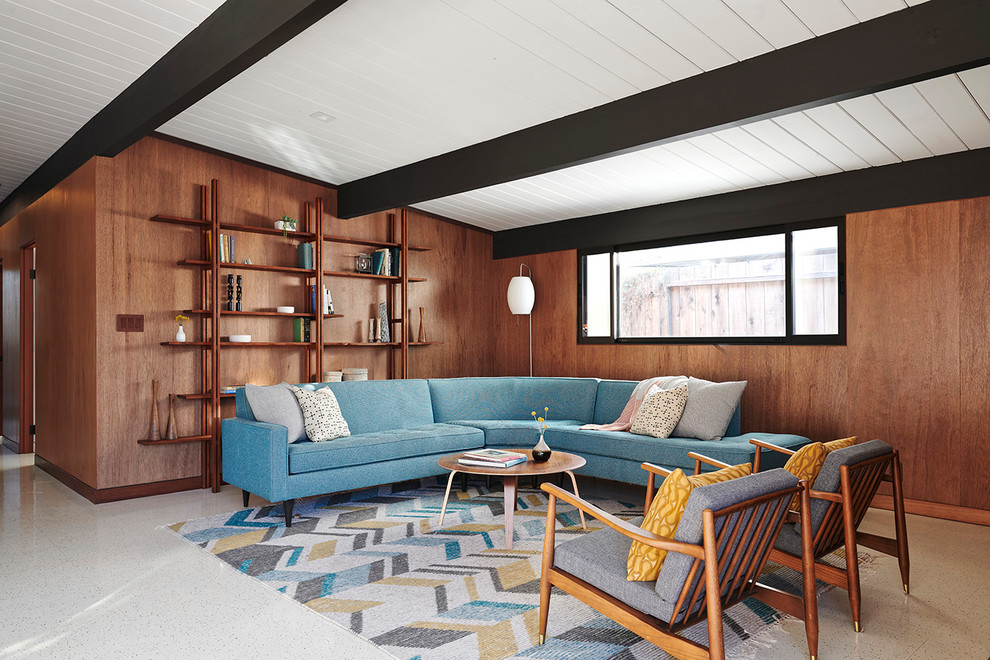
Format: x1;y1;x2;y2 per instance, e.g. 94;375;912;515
439;470;458;526
565;471;587;529
503;475;518;550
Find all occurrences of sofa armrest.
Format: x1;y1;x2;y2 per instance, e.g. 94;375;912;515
221;418;290;503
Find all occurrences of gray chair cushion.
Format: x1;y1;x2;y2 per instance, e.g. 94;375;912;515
553;519;672;621
654;468;798;623
794;439;893;538
671;377;747;441
244;382;306;443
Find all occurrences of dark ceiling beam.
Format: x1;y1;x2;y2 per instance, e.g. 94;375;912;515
338;0;990;219
492;147;990;259
0;0;347;226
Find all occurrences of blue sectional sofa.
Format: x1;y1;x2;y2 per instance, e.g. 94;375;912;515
223;377;809;524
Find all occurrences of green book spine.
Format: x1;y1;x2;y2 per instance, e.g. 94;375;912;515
293;318;303;342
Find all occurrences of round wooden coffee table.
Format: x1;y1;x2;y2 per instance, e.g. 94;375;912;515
437;449;586;549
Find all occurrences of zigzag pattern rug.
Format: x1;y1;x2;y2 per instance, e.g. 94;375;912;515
167;479;815;660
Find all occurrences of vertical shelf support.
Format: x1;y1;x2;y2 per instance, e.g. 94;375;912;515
198;184;210;490
210;179;221;493
400;209;409;379
314;197;325;380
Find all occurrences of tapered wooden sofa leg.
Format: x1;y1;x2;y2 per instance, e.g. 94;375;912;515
283;499;295;527
242;489;250;508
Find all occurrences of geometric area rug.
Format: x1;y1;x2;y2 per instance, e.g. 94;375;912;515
166;478;848;660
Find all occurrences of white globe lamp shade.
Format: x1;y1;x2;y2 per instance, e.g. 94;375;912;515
507;276;535;315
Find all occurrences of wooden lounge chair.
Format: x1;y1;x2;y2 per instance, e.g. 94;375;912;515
538;465;820;660
750;438;910;632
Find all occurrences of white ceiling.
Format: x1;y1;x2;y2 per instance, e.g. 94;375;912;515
0;0;224;200
5;0;988;233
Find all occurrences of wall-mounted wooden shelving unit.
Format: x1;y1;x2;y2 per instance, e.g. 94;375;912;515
146;184;435;491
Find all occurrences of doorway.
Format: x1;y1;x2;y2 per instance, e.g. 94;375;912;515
19;242;35;454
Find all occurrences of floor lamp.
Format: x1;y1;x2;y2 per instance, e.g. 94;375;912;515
507;264;535;377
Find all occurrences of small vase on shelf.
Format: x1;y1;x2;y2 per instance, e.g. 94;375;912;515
532;433;552;462
175;324;186;343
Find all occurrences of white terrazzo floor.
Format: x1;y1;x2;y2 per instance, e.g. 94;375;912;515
1;445;988;659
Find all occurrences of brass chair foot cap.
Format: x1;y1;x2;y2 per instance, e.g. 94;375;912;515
539;635;546;645
903;584;909;594
854;621;862;632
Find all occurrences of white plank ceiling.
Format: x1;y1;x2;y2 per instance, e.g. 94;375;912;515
7;0;989;233
0;0;224;200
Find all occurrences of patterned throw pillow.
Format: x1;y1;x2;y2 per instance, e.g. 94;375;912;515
627;462;752;581
290;386;350;442
629;385;689;438
783;442;828;513
823;436;857;453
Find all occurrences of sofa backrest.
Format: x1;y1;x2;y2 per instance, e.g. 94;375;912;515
428;377;599;423
235;379;434;435
593;379;742;437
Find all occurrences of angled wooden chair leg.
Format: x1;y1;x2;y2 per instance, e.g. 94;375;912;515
539;494;557;645
892;454;910;594
798;484;819;660
840;469;862;631
702;510;726;660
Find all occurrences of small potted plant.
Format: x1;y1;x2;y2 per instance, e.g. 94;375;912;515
275;215;298;236
175;314;190;343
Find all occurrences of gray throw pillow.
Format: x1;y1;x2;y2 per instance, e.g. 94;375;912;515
671;377;747;441
244;382;307;443
290;386;350;442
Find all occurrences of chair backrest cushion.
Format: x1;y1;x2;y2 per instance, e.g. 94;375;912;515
799;438;893;536
427;377;599;423
653;468;798;624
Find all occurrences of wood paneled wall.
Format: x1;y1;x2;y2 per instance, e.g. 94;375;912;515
89;136;494;490
0;162;99;486
493;197;990;512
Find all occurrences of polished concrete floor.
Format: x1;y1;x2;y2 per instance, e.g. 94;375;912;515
1;445;988;659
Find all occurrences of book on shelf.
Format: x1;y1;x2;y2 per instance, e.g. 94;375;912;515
293;318;311;342
461;449;526;463
310;284;317;314
297;242;314;270
458;456;527;468
371;249;386;275
323;285;333;314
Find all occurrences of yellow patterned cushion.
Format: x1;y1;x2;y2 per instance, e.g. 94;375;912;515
783;442;828;512
823;436;857;453
626;463;752;581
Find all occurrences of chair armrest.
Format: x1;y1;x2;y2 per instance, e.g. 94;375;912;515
541;483;704;560
221;418;290;502
688;452;732;474
749;438;796;472
640;462;672;512
809;489;843;503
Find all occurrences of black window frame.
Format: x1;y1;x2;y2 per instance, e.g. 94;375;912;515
577;217;846;346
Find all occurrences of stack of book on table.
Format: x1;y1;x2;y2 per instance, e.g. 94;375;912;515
458;449;527;468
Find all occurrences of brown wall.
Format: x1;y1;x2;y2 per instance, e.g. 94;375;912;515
493;197;990;512
92;136;495;489
0;162;99;486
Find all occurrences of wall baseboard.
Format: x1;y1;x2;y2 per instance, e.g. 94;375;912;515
34;455;203;503
872;493;990;527
2;436;19;453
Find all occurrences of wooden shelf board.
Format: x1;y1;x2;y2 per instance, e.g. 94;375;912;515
178;260;316;275
220;341;315;347
408;277;427;283
323;342;400;347
323;234;399;249
323;270;400;281
185;309;317;318
408;245;433;252
151;215;209;228
138;435;211;446
161;341;211;347
323;313;344;318
176;392;235;400
410;342;443;346
219;223;316;240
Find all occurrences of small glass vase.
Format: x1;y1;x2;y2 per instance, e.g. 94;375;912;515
175;324;186;343
532;432;552;462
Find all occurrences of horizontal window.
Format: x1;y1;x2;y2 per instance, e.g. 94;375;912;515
579;220;845;345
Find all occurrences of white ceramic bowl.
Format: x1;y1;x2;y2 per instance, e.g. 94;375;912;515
276;306;294;314
228;334;252;343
